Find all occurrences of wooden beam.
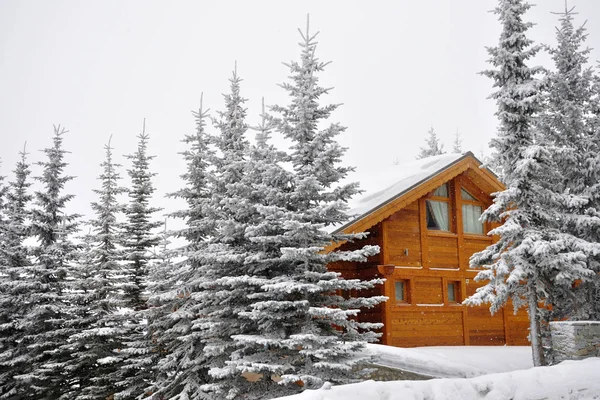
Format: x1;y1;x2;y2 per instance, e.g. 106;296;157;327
419;198;428;269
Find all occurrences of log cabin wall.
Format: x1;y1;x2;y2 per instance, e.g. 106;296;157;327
334;171;529;348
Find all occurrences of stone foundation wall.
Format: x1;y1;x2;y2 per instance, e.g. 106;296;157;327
364;364;433;381
550;321;600;363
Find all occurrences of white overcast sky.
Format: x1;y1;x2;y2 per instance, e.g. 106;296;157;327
1;0;600;222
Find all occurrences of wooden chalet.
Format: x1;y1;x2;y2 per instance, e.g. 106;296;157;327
328;152;529;347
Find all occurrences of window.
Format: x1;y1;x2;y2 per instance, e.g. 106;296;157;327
395;280;409;303
461;188;484;234
447;281;460;303
426;184;450;231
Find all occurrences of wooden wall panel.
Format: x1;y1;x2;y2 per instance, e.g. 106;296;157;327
467;306;506;345
427;235;459;269
412;277;443;304
385;201;422;267
388;310;464;347
462;237;492;269
505;308;530;345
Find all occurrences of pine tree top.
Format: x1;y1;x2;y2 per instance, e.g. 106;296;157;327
417;127;446;159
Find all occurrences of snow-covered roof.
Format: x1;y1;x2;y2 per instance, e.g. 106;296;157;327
334;152;476;233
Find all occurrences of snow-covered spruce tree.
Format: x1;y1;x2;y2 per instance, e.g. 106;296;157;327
123;126;163;311
217;99;301;399
0;147;33;398
464;0;598;367
0;147;32;273
0;158;11;397
0;158;9;265
64;137;128;399
537;7;600;323
234;18;384;393
452;130;463;153
416;127;445;159
0;159;8;250
188;68;264;399
144;98;215;400
114;125;162;398
12;126;80;397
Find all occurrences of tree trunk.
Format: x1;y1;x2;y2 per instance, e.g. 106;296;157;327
527;280;546;367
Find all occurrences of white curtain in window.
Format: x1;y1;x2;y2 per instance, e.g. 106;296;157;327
463;204;483;234
429;200;449;231
434;184;448;197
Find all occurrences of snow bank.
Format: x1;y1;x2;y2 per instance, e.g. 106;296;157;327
275;358;600;400
365;344;532;378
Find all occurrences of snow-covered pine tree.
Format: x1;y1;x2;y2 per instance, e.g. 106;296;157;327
463;0;598;367
0;158;11;397
537;6;600;324
0;158;8;266
144;97;215;400
416;127;445;159
452;130;463;153
244;16;384;392
0;159;8;251
0;146;32;272
219;99;300;399
123;124;162;311
0;146;32;398
14;126;80;397
115;124;162;399
65;137;128;399
188;68;263;399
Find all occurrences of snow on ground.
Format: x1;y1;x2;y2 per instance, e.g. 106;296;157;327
366;344;533;378
276;357;600;400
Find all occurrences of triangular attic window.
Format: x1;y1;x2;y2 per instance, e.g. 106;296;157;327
461;188;477;201
433;184;448;197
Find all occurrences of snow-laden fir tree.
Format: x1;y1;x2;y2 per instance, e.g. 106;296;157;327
189;68;264;399
65;137;128;399
238;17;384;392
417;127;445;159
9;126;81;397
0;146;31;273
145;98;215;400
220;99;300;399
0;159;8;252
537;6;600;324
0;147;33;398
123;125;163;311
452;130;463;153
0;159;8;264
114;125;162;399
0;158;12;398
463;0;599;367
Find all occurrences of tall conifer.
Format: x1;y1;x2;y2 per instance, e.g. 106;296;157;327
464;0;599;367
251;17;384;392
66;137;128;399
116;125;162;399
417;127;445;159
0;147;32;398
145;99;214;400
15;126;80;397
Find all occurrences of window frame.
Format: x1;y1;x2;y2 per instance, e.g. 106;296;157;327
426;183;453;233
394;279;411;305
447;281;461;303
458;184;488;236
